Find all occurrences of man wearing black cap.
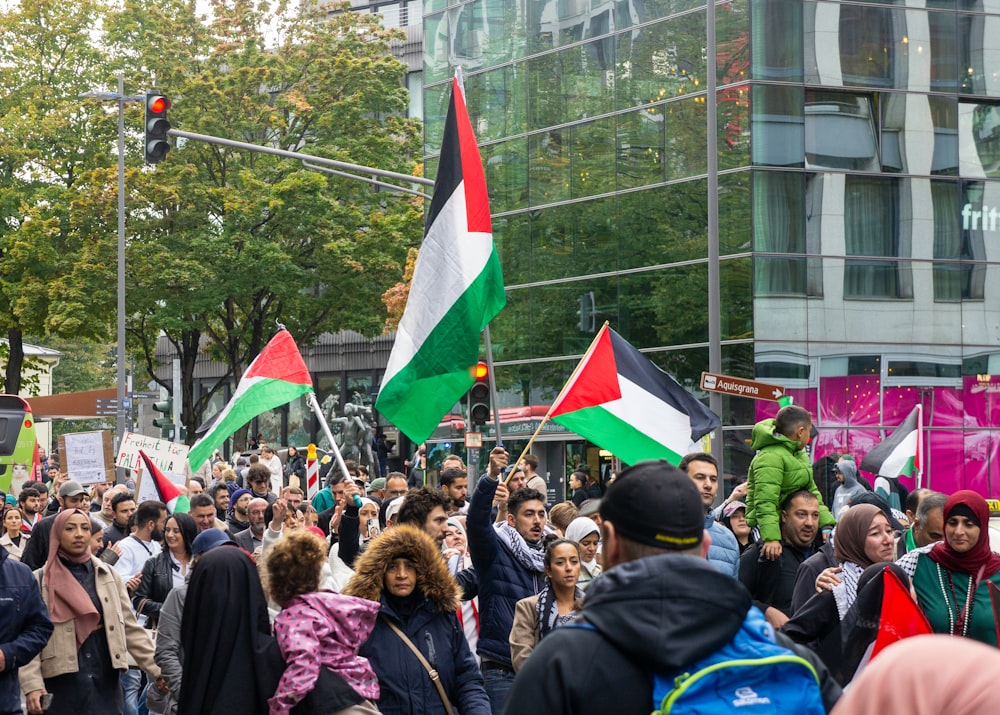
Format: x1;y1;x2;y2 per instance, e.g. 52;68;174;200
503;460;841;715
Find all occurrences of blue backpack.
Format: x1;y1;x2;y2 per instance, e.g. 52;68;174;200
567;607;824;715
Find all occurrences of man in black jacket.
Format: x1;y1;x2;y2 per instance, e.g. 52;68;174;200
503;461;841;715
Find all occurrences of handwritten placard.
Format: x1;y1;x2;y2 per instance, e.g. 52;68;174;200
116;432;189;483
59;431;115;485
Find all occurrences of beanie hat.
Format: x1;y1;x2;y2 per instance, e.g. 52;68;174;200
600;461;704;550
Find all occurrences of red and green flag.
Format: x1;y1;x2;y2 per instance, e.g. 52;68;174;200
549;324;720;466
860;405;923;479
138;450;189;514
187;329;313;470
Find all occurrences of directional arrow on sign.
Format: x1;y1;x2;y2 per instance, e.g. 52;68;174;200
700;372;787;402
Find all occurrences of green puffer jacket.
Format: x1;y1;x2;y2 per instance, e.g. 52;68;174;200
745;418;836;542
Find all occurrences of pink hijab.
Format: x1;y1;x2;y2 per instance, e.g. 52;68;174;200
832;635;1000;714
45;509;100;649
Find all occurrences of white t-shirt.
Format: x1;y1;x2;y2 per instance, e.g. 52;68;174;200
261;454;283;494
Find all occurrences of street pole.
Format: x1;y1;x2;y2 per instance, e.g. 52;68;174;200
116;72;127;449
81;75;144;452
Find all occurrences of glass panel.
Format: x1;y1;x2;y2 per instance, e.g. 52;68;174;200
751;0;803;81
751;84;804;167
838;4;902;89
527;39;616;131
615;11;708;111
423;12;452;84
465;64;527;143
720;170;752;256
572;117;617;199
616;106;666;190
843;175;909;298
286;396;310;451
955;12;1000;96
529;196;619;281
718;86;750;169
928;9;959;93
618;180;709;266
717;0;751;86
721;257;753;340
666;96;708;179
528;129;571;205
805;90;879;172
753;171;806;295
958;102;1000;179
483;138;528;214
936;180;988;300
880;94;958;176
493;211;530;285
422;82;451;156
526;0;617;56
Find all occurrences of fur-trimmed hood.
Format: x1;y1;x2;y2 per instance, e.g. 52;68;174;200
342;524;461;613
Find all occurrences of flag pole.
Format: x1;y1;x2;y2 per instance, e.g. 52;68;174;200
483;325;504;450
505;322;610;485
915;403;924;490
307;392;354;485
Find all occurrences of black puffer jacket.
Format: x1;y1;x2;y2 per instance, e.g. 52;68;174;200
503;552;842;715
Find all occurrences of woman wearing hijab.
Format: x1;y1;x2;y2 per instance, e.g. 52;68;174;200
896;490;1000;645
564;517;602;588
178;544;282;715
831;635;1000;714
442;517;480;663
19;509;164;715
781;504;896;684
342;525;490;715
509;539;584;671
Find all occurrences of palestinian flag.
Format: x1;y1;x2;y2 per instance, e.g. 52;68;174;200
138;450;189;514
549;324;720;466
871;567;932;659
375;74;505;445
187;329;313;470
860;405;922;478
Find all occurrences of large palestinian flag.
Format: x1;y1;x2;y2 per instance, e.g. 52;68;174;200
375;75;505;445
549;324;721;466
187;329;313;470
860;405;922;478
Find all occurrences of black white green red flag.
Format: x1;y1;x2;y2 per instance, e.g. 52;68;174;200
186;330;313;470
860;405;923;479
549;324;720;466
375;75;505;445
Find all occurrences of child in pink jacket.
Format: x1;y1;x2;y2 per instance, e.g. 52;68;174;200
266;530;381;715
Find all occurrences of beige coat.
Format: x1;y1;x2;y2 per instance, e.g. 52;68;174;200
19;556;159;695
509;595;541;672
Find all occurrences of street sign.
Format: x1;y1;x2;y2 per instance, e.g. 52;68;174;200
95;398;118;416
465;432;483;448
700;372;786;402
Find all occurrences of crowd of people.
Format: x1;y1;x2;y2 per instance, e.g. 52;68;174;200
1;414;998;715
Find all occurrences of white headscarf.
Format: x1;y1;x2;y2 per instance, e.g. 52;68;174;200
565;516;601;576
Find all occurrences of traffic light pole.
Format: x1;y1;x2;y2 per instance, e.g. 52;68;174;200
167;128;434;195
482;325;503;449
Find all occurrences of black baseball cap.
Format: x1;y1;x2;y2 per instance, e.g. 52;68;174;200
600;460;704;550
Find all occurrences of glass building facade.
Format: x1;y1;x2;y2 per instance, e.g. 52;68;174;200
422;0;1000;496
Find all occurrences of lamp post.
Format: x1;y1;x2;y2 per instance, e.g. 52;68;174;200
81;73;144;449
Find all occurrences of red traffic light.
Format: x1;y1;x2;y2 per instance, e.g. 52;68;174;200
148;96;170;114
473;361;489;380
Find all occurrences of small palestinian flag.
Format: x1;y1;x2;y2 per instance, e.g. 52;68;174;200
139;450;189;514
549;324;720;466
860;405;923;479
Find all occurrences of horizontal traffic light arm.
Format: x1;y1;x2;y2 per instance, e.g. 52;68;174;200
167;128;434;191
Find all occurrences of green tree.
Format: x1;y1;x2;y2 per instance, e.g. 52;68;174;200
105;0;423;444
0;0;119;394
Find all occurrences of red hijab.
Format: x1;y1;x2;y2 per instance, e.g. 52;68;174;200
45;509;100;649
928;491;1000;580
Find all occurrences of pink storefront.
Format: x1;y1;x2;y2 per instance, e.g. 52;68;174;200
757;374;1000;498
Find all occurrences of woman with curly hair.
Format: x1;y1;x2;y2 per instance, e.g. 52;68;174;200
266;529;381;715
342;525;490;715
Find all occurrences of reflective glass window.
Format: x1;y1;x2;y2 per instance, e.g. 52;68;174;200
880;94;958;176
721;257;753;340
753;171;808;296
934;181;987;300
422;82;450;156
465;65;527;144
483;138;528;215
750;0;802;81
666;96;708;179
928;9;959;93
527;40;615;131
615;11;707;111
838;4;902;89
752;84;804;167
617;180;709;266
719;86;750;169
958;102;1000;179
525;0;616;56
528;129;571;205
843;176;911;298
805;90;879;172
616;107;666;190
423;12;452;84
717;0;750;85
720;170;752;256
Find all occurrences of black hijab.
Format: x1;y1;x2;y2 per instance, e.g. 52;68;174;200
178;545;282;715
